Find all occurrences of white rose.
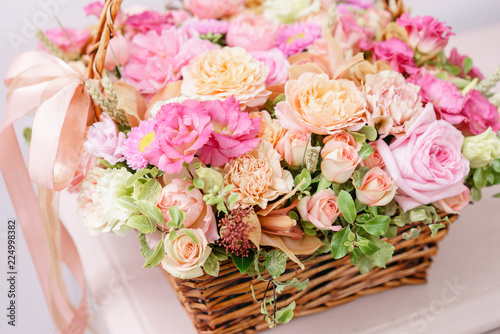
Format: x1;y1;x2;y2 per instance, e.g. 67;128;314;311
263;0;321;24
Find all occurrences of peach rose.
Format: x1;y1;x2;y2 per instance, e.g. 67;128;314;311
323;130;360;149
354;167;397;206
434;188;470;214
276;127;311;166
360;142;385;169
275;72;366;135
250;110;286;149
223;141;293;209
320;141;361;183
161;228;211;279
181;47;270;109
155;179;218;243
297;189;342;231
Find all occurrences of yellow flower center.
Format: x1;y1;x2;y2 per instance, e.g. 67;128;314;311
287;33;305;44
139;132;155;153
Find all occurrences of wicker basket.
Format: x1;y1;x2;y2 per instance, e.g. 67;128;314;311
87;2;457;333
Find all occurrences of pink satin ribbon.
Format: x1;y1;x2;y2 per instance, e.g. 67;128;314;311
1;51;90;333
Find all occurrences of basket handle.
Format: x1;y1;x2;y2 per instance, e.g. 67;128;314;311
87;0;123;80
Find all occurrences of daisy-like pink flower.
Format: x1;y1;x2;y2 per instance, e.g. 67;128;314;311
147;100;213;174
276;22;322;57
122;119;159;170
197;97;261;167
185;19;229;35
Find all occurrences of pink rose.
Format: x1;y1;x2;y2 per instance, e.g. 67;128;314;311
276;127;311;166
84;1;104;18
104;32;130;71
354;167;397;206
184;0;244;19
457;89;500;136
252;48;290;85
320;141;361;183
407;71;466;125
434;188;471;214
376;104;470;212
83;112;126;165
162;228;212;279
360;142;385;169
397;13;454;55
367;38;418;75
155;179;218;243
226;14;279;52
323;131;359;149
297;189;342;231
145;100;213;174
448;48;484;80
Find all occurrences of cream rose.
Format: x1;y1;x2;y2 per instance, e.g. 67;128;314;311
297;189;342;231
320;141;361;183
181;47;270;109
155;179;218;243
276;127;311;166
275;72;366;135
223;141;293;209
354;167;397;206
263;0;321;24
161;228;211;279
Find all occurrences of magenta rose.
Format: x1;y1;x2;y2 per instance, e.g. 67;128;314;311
407;71;466;125
376;104;470;211
297;189;342;231
457;89;500;136
367;38;418;75
145;100;213;174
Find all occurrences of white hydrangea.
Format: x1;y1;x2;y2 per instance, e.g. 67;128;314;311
263;0;321;24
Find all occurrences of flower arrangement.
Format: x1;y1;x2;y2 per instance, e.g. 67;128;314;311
3;0;500;331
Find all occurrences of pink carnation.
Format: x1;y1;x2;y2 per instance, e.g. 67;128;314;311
448;48;484;80
146;100;213;174
185;19;229;35
197;97;261;167
184;0;244;19
84;113;126;165
84;1;104;17
252;48;290;85
407;71;466;124
367;38;418;75
397;13;454;55
125;11;175;34
40;27;90;58
123;119;159;170
122;27;217;97
226;14;279;52
276;22;322;57
457;90;500;136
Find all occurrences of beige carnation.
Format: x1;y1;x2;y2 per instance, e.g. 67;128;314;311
181;47;270;109
223;141;293;209
344;60;392;86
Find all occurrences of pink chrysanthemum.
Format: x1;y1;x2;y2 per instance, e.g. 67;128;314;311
276;22;322;57
197;97;261;167
185;19;229;35
122;119;159;170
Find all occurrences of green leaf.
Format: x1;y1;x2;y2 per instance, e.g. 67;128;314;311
193;177;204;189
203;252;220;276
359;215;390;235
135;200;165;224
127;215;156;234
273;93;286;104
138;233;154;260
447;64;462;76
357;236;380;256
231;252;255;274
471;186;482;201
137;178;162;202
126;169;151;188
384;225;398;239
357;126;378;141
463;57;473;74
355;199;367;213
358;143;375;160
264;250;288;278
338;190;357;224
384;200;398;217
491;159;500;173
370;238;394;268
352;167;369;189
332;182;343;195
212;247;229;261
275;278;309;294
331;226;351;259
168;206;186;227
184;229;199;245
349;131;366;143
402;226;421;240
276;301;296;325
118;196;139;211
451;77;471;89
228;193;240;207
473;168;487;189
143;237;165;268
23;127;32;145
429;223;446;236
356;213;372;223
493;193;500;198
435;71;448;80
168;229;177;241
222;184;234;194
350;248;374;274
367;205;379;217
